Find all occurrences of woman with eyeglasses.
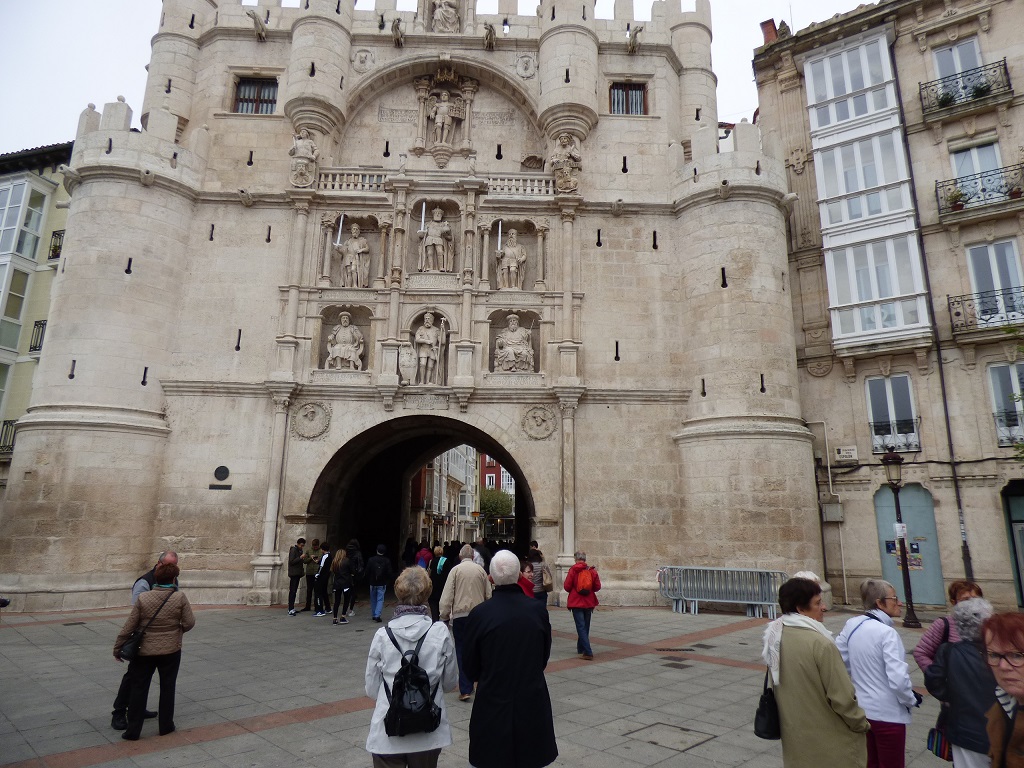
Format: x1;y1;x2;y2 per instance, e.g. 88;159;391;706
924;598;996;768
983;612;1024;767
837;579;921;768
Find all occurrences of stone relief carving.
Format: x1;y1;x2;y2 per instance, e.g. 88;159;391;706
627;25;643;55
288;129;318;188
494;314;535;372
787;147;806;175
417;206;455;272
413;312;448;385
515;55;537;79
429;91;464;145
392;18;404;47
245;9;268;41
411;70;479;168
550;133;582;194
483;23;496;50
352;49;375;73
292;402;331;439
431;0;460;33
522;405;557;440
324;312;364;370
806;358;833;378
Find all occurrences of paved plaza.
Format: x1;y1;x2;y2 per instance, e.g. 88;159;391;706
0;599;949;768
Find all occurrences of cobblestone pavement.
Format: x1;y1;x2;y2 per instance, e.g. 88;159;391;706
0;599;949;768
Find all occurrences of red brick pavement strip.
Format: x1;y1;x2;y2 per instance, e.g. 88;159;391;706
4;614;770;768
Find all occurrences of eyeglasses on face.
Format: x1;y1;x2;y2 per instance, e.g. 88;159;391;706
881;596;901;603
986;651;1024;668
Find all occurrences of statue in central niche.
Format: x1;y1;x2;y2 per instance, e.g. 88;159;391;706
428;91;465;147
418;207;454;272
431;0;460;33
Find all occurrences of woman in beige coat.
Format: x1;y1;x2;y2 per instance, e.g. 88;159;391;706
113;562;195;740
762;577;869;768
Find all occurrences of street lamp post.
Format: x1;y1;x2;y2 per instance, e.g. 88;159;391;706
880;448;922;629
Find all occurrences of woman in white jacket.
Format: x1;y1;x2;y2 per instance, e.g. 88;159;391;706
365;566;458;768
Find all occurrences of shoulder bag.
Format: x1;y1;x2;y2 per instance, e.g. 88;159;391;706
754;667;781;740
541;563;553;593
119;589;175;662
926;619;954;761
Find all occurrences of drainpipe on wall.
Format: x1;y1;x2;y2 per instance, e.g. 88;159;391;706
888;24;974;579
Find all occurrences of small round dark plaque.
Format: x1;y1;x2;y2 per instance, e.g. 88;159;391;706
214;466;230;481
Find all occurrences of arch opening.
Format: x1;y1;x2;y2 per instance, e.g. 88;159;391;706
305;415;538;559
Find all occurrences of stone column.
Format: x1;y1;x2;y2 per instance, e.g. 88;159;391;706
479;222;492;291
375;215;392;289
535;219;548;290
320;216;335;286
559;207;576;340
460;80;478;152
277;196;312;375
555;394;580;580
249;387;295;605
414;79;431;152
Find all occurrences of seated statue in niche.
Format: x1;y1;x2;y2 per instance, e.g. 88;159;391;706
418;207;454;272
325;313;364;370
549;132;582;194
494;314;534;372
336;223;370;288
288;129;319;188
431;0;460;33
498;229;527;290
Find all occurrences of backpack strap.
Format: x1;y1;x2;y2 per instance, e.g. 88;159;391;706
381;624;438;703
940;616;950;645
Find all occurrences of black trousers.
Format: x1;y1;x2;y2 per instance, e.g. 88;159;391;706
303;574;315;610
112;668;132;714
315;576;331;613
288;575;301;610
124;650;181;738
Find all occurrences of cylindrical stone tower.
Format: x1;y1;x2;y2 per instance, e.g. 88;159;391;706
674;122;821;573
537;0;599;140
669;0;718;137
140;0;208;134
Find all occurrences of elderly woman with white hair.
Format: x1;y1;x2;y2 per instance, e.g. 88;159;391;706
364;566;458;768
462;550;558;768
924;597;997;768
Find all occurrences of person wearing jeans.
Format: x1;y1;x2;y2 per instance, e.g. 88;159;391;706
439;544;492;701
365;544;394;622
564;551;601;660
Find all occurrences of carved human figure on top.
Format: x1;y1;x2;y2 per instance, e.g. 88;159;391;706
494;314;534;373
289;129;319;187
428;91;465;146
414;312;446;385
418;207;454;272
392;17;404;47
498;229;527;290
431;0;460;33
336;223;371;288
325;313;364;371
244;9;268;41
550;133;582;194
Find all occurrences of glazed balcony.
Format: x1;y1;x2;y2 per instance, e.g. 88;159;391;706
994;411;1024;448
948;287;1024;335
936;162;1024;216
919;59;1012;117
869;418;921;454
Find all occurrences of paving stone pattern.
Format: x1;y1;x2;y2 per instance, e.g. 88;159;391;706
0;603;949;768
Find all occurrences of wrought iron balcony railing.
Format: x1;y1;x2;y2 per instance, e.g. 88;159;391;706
28;319;46;353
935;161;1024;215
948;287;1024;333
49;230;64;261
0;419;15;453
869;418;921;454
994;411;1024;447
920;59;1011;114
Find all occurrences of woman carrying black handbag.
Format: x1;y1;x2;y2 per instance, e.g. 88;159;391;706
113;562;195;740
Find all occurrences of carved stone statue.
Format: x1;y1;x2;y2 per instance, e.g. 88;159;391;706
414;312;445;384
392;17;404;47
494;314;534;372
550;132;582;194
498;229;527;290
245;9;268;41
483;22;496;50
325;313;364;370
431;0;460;33
429;91;461;146
627;25;643;55
336;223;370;287
288;129;319;187
418;207;454;272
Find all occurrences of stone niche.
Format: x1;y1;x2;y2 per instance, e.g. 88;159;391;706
316;305;373;373
322;215;384;289
488;309;541;373
486;219;541;291
402;309;454;386
406;199;460;279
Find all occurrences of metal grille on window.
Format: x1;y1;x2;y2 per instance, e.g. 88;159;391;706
234;78;278;115
611;83;646;115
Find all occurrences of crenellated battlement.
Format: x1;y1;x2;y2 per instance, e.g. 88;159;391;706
69;98;209;193
156;0;710;50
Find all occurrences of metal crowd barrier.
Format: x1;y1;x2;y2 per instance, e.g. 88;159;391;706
657;566;789;618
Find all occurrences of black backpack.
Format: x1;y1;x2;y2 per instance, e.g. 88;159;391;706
367;557;387;585
382;626;442;737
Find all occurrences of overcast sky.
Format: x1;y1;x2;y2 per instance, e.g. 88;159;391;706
0;0;859;155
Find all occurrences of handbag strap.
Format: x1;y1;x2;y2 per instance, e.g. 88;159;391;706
1000;708;1015;768
763;667;772;692
139;588;175;633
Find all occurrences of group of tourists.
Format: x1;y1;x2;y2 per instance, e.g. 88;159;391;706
763;574;1024;768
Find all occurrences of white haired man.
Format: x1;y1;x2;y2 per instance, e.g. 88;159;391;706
462;550;557;768
439;544;491;701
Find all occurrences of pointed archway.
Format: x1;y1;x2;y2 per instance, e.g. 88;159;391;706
305;415;537;557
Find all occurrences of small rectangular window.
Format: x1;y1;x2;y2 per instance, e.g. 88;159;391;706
234;77;278;115
610;83;647;115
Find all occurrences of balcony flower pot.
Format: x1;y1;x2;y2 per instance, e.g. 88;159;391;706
1011;187;1023;200
971;82;993;99
937;91;956;108
946;188;968;211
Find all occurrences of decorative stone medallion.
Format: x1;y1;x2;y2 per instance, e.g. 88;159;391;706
521;405;557;440
515;55;537;79
292;401;331;439
352;48;375;73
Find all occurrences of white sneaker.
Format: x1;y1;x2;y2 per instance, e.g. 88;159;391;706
347;610;355;617
314;611;326;617
288;609;296;616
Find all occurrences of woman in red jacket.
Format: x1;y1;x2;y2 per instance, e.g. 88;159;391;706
563;551;601;660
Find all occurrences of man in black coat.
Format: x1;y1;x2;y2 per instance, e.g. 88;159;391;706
462;550;557;768
286;537;305;616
